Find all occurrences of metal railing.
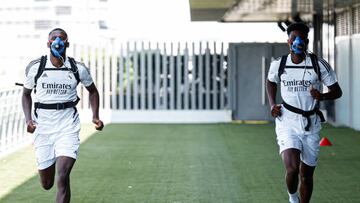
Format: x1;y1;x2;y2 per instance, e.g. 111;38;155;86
72;41;229;111
0;87;28;155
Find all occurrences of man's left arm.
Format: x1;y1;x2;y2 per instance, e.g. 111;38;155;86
77;62;104;131
310;58;342;101
86;83;104;131
310;82;342;101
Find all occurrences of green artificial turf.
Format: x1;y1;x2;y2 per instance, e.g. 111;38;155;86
0;124;359;203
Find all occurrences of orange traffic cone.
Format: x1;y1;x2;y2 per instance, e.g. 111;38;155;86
320;137;332;146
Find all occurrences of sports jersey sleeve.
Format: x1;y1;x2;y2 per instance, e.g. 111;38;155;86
317;58;337;86
267;59;281;83
77;63;94;87
23;62;40;89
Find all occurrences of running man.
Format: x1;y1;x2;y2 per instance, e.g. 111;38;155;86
22;28;104;203
266;22;342;203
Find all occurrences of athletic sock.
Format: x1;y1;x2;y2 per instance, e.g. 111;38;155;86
288;191;299;203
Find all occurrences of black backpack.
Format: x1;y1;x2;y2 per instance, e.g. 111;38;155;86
278;53;321;81
34;55;80;89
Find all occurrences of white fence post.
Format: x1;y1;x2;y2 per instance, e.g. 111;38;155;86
212;42;218;110
147;42;153;110
104;48;111;109
140;42;146;110
111;43;118;109
220;43;225;109
183;43;189;110
119;44;124;110
162;43;168;110
125;42;131;110
176;43;182;110
205;42;211;110
133;42;139;110
155;43;161;109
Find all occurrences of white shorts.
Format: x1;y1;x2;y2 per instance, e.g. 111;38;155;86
275;106;321;167
33;108;81;170
34;132;80;170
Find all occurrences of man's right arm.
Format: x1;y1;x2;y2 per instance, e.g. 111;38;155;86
266;79;281;117
22;87;36;133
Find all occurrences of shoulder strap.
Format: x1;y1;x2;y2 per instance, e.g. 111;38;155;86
34;55;47;87
278;55;288;79
309;53;321;81
68;57;80;84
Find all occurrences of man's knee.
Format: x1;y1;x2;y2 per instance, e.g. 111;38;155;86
286;165;299;177
58;172;69;183
41;179;54;190
57;169;71;186
300;173;313;184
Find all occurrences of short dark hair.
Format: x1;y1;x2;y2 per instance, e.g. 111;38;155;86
48;28;68;38
286;22;309;36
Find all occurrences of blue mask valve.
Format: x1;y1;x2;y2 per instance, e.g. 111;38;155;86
51;37;65;58
291;36;305;55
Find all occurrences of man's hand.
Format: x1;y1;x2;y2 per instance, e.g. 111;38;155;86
92;118;104;131
310;85;321;100
26;120;36;133
270;104;282;118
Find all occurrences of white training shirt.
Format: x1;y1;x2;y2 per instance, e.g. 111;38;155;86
267;54;337;111
24;55;93;104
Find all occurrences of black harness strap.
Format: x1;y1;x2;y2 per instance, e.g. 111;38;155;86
282;102;325;131
68;57;80;84
309;53;321;81
33;56;81;111
34;56;80;87
34;97;80;110
34;55;47;93
278;55;288;79
278;54;322;81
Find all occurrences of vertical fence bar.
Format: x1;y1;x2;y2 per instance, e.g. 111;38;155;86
220;43;225;109
184;43;189;110
90;47;97;110
155;43;161;109
162;43;168;109
82;46;90;109
205;42;210;110
119;44;124;110
191;42;196;109
140;42;146;110
126;42;131;110
226;47;231;109
212;42;218;110
170;43;175;110
133;42;139;110
176;43;182;109
111;44;118;109
3;92;10;151
198;42;203;110
147;42;153;110
104;48;111;109
0;92;8;151
6;92;15;149
73;45;82;108
97;47;104;109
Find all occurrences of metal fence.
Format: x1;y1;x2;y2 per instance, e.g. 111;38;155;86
0;87;28;156
73;41;229;112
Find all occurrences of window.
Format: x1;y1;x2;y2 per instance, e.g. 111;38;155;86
55;6;71;15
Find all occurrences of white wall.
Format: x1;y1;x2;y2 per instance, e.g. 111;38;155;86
335;34;360;130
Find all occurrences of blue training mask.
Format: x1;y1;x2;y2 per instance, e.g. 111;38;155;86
50;37;66;58
291;36;306;55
